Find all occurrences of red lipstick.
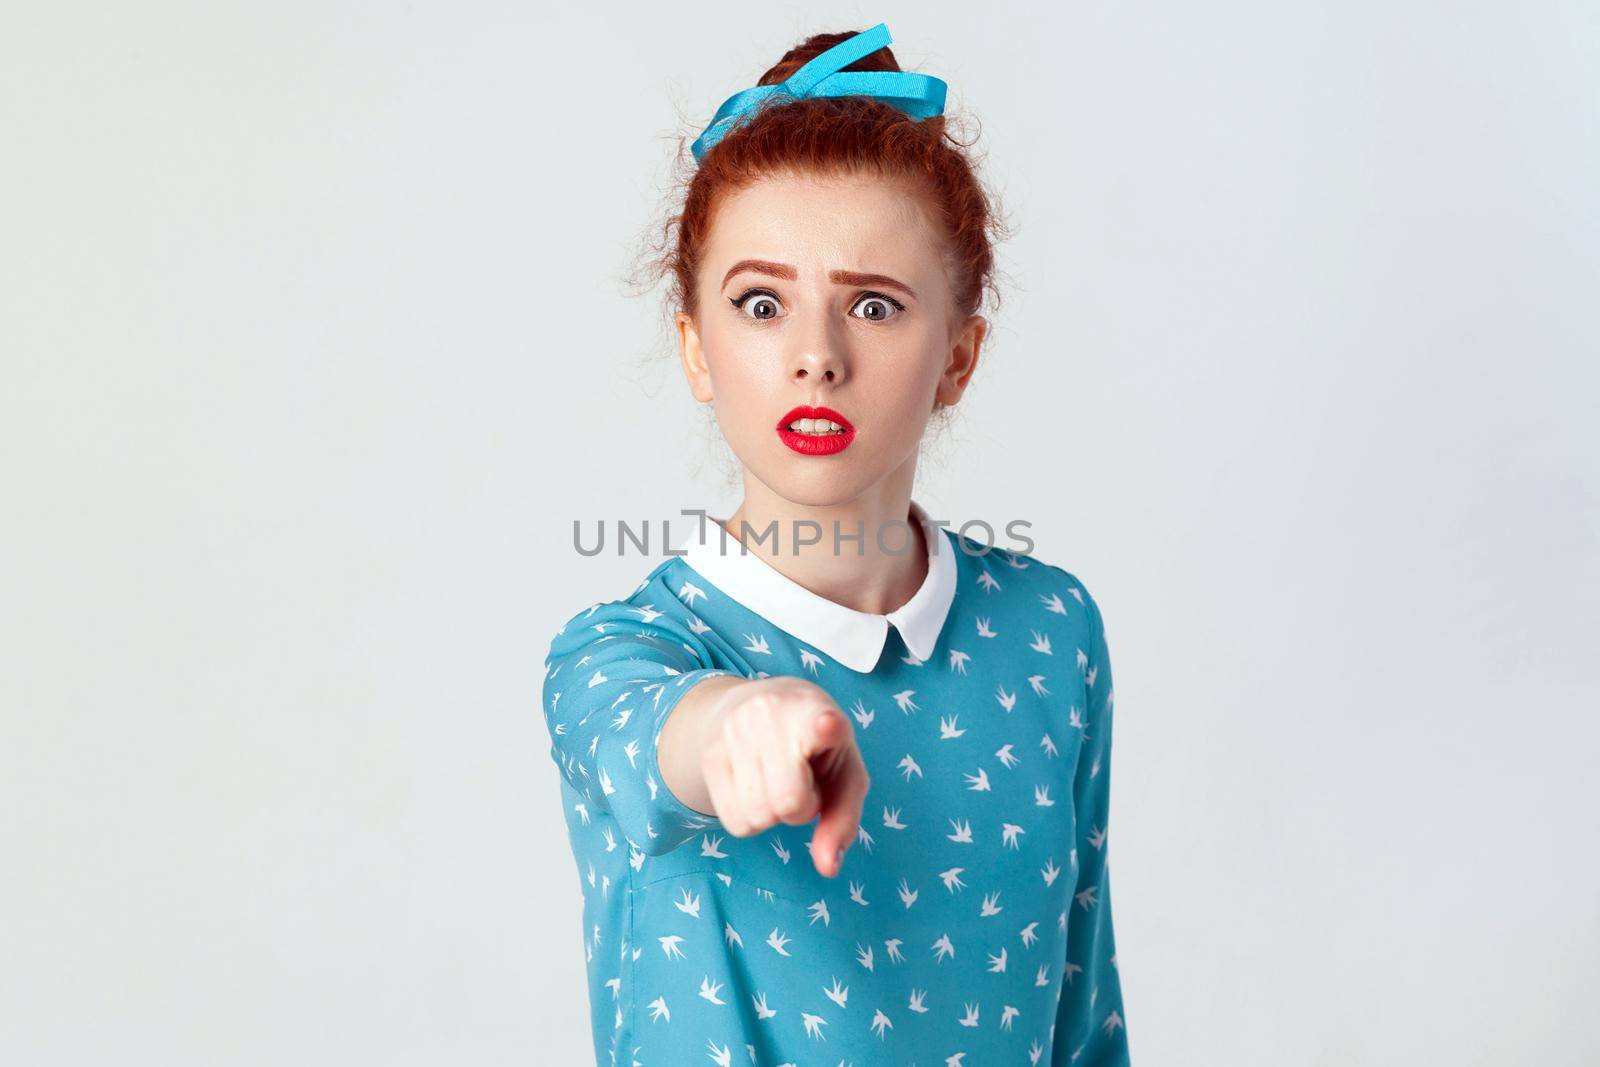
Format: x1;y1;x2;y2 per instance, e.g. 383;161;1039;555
776;404;856;456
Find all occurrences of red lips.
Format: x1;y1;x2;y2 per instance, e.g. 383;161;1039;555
776;404;856;456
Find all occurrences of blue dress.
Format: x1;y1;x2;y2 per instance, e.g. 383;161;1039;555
540;503;1131;1065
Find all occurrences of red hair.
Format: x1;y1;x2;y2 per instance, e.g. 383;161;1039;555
639;29;1011;332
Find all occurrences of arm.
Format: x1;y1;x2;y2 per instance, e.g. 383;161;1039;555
540;598;743;857
1052;584;1131;1065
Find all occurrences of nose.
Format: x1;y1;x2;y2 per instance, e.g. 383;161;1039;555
788;313;846;385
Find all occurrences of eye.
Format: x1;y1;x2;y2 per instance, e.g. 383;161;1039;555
730;288;783;322
851;291;906;323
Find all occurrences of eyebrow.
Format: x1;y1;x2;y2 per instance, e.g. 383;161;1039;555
721;259;918;300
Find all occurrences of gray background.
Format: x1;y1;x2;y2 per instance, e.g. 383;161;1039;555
3;2;1597;1063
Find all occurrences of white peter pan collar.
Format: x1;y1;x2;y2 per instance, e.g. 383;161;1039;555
671;500;958;673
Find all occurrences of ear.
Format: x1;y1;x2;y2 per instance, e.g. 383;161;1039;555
934;314;987;408
677;311;715;403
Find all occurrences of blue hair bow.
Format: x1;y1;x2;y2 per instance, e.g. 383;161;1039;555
690;22;948;163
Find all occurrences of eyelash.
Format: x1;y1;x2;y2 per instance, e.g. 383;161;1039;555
729;288;906;323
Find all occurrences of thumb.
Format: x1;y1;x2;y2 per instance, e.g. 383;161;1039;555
800;706;844;759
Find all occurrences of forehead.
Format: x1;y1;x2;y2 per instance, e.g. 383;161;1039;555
704;171;945;273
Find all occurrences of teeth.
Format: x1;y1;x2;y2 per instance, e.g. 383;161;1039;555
788;418;845;434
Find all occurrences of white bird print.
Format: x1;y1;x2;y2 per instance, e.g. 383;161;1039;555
543;539;1132;1065
1005;552;1031;570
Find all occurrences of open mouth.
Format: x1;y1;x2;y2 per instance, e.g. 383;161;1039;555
776;405;856;455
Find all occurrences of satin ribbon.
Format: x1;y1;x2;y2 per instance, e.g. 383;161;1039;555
690;22;948;163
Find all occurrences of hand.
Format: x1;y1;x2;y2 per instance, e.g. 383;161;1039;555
700;676;869;877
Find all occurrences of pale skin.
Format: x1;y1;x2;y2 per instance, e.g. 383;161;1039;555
656;168;988;877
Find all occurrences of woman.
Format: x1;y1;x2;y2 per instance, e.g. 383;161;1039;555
541;23;1131;1065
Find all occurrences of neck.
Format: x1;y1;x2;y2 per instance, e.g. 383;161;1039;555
717;481;930;617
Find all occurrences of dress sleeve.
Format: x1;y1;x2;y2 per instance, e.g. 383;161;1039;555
540;598;743;857
1052;584;1131;1064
